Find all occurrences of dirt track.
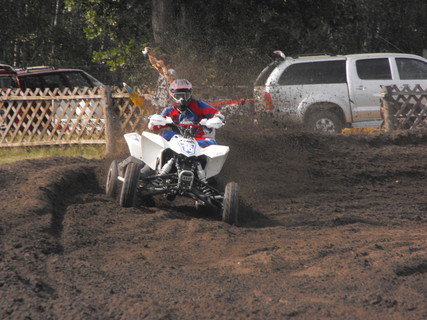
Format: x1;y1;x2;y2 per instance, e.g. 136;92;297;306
1;119;427;320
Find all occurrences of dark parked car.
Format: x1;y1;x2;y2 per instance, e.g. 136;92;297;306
0;65;104;90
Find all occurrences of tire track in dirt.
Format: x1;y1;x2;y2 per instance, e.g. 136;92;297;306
1;125;427;319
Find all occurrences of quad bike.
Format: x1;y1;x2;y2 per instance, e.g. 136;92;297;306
106;115;241;225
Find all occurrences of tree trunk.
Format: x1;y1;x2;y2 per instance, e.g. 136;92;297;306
51;0;62;57
103;86;119;156
151;0;173;45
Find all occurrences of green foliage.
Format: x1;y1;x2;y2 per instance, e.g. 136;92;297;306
92;41;138;70
0;0;92;67
65;0;151;70
2;0;427;87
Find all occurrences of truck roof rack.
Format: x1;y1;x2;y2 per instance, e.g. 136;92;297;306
293;53;335;58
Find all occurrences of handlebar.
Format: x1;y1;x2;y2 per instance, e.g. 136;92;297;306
149;114;223;138
169;122;203;139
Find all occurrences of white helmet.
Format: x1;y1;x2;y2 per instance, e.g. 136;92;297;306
169;79;193;111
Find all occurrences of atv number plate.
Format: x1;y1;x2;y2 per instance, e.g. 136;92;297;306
179;140;196;156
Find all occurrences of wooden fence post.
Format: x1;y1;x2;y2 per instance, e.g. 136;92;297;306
103;86;119;155
381;85;396;132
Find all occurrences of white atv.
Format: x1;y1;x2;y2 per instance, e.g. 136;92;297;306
106;115;241;225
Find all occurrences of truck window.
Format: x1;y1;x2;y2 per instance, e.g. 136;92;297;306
396;58;427;80
356;58;392;80
278;60;346;85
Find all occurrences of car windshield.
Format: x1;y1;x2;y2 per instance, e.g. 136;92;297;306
65;71;93;88
83;72;104;87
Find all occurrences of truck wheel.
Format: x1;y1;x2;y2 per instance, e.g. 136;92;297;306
119;162;141;208
106;160;118;198
222;182;240;225
306;110;343;133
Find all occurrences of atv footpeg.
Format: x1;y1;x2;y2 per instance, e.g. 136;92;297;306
178;170;194;189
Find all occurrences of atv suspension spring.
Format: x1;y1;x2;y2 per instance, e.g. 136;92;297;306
196;162;207;182
199;182;213;196
160;158;174;175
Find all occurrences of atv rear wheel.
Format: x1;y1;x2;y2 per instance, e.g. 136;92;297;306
106;160;118;198
222;182;240;225
119;162;141;208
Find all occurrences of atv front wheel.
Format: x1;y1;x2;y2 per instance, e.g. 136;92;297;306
222;182;240;225
106;160;118;198
119;162;141;208
139;165;155;207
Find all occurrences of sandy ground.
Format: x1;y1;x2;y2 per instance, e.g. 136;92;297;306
1;117;427;320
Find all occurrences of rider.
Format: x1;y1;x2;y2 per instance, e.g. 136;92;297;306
148;79;225;147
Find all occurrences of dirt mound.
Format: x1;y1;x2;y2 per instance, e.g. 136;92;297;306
1;122;427;319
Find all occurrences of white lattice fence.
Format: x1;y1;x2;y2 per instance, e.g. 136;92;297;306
0;86;157;147
0;87;107;146
0;84;251;149
112;86;155;133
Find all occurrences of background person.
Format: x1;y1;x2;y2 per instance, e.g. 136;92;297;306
144;47;178;109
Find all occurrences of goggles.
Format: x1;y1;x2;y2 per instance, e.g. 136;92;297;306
172;91;191;102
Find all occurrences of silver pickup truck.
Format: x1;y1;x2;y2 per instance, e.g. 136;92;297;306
254;52;427;132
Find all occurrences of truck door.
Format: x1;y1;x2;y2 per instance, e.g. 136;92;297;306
347;57;395;125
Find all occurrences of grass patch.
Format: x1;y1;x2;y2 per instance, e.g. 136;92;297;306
0;144;106;165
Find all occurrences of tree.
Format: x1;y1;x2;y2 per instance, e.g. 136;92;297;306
4;0;426;86
151;0;173;45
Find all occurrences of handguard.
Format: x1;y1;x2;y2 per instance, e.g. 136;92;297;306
200;117;225;129
148;114;173;130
